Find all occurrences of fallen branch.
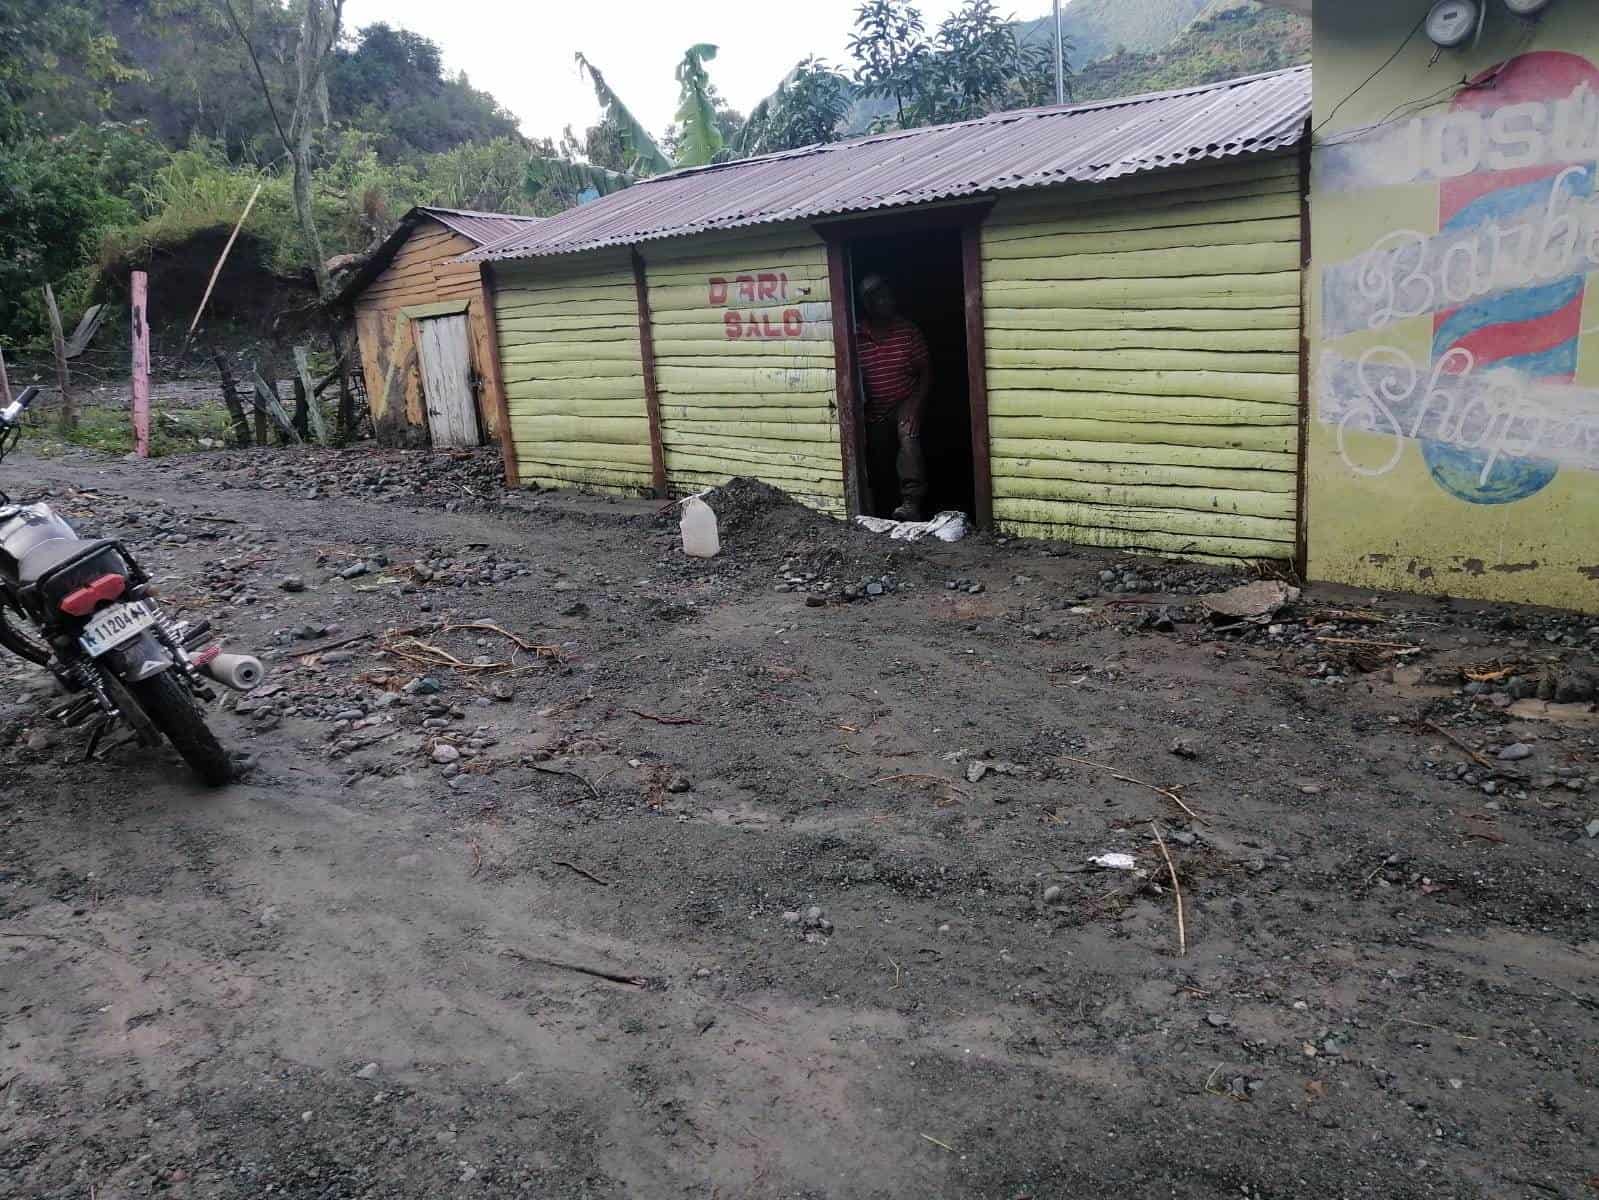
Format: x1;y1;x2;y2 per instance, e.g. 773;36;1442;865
1306;607;1386;625
1316;636;1420;651
444;621;558;655
289;630;375;659
518;763;600;800
1150;822;1188;957
501;948;648;988
1059;753;1205;824
1421;720;1496;770
919;1134;957;1153
864;772;972;803
626;708;702;726
552;859;613;886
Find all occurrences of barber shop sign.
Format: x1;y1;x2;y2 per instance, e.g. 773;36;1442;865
1318;50;1599;505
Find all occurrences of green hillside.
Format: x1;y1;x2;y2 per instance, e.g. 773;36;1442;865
1016;0;1214;67
1070;1;1310;103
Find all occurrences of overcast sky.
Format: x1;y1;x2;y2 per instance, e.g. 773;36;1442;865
341;0;983;146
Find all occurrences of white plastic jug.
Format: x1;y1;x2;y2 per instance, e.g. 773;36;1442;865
680;495;720;557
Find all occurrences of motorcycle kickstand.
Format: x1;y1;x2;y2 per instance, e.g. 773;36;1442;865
81;715;116;763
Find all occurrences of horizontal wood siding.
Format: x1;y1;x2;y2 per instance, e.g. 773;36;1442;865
642;227;842;513
353;221;502;445
494;252;653;493
981;156;1302;561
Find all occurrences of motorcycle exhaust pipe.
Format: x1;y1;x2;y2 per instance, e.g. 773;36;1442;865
199;651;264;691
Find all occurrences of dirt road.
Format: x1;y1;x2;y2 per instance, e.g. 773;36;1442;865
2;446;1595;1199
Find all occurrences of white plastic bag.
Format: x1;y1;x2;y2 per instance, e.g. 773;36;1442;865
680;495;720;557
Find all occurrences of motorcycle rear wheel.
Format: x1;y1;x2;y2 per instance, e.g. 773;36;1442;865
131;671;233;787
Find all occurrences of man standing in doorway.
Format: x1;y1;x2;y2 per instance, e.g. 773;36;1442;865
856;273;930;521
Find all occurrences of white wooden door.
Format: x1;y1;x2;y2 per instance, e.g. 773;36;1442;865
415;314;479;448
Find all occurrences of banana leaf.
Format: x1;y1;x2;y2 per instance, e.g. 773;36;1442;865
672;43;724;168
575;52;674;176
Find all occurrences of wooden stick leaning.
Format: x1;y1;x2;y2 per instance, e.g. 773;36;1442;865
187;180;264;342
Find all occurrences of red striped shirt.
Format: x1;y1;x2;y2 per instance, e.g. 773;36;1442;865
857;318;928;422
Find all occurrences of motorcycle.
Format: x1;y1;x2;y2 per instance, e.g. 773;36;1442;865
0;385;259;785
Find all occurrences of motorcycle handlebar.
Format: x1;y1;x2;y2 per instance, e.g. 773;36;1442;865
0;385;41;426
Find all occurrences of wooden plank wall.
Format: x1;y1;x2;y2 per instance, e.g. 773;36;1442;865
643;227;843;513
980;155;1303;562
352;218;502;445
493;252;656;492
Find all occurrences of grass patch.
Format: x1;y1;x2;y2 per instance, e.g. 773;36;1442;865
19;406;237;459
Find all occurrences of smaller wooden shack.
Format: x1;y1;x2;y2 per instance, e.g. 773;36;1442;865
336;206;539;451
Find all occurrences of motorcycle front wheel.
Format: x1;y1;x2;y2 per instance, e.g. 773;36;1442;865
131;671;233;786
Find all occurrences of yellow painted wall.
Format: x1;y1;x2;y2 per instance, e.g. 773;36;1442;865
641;226;843;513
981;157;1304;561
492;252;655;493
1309;1;1599;612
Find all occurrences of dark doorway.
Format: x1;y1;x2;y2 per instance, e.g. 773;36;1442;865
846;227;973;519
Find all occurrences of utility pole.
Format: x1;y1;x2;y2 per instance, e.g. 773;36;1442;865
1054;0;1065;105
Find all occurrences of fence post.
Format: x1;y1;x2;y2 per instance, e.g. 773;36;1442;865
43;284;75;433
131;270;150;458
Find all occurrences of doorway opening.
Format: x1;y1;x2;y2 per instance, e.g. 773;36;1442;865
846;227;973;519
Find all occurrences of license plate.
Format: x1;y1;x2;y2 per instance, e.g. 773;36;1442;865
79;600;157;657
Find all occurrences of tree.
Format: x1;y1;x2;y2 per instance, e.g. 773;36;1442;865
848;0;927;126
915;0;1025;124
0;0;139;142
214;0;345;298
730;58;851;157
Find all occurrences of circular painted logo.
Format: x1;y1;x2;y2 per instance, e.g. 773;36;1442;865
1420;442;1560;505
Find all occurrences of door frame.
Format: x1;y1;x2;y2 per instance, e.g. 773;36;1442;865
813;201;994;527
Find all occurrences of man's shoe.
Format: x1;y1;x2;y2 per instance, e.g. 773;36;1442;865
891;503;924;522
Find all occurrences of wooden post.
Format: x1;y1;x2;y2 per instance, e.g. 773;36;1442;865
0;344;12;406
630;249;668;497
1294;122;1313;580
131;270;150;458
212;349;251;447
43;284;75;432
251;360;268;445
293;345;329;444
821;236;865;518
959;220;993;531
478;263;518;488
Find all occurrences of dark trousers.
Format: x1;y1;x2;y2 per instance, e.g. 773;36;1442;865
865;417;926;515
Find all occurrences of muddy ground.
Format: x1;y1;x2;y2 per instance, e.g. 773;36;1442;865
1;445;1595;1199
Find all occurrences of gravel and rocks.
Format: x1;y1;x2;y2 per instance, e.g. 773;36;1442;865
0;447;1594;1200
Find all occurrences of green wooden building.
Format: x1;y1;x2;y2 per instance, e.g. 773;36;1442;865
467;66;1312;566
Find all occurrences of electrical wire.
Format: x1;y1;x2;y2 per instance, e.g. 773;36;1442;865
1313;11;1430;136
1314;10;1540;147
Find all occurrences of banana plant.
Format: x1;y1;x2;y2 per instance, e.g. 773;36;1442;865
672;43;724;168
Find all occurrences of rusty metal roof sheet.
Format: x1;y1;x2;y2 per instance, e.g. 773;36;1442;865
418;206;542;246
333;206;542;306
469;65;1309;263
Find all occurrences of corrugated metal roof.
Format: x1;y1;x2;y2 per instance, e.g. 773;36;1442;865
469;65;1309;263
333;206;542;306
418;206;542;246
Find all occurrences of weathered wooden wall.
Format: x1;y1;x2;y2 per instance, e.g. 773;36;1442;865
352;218;500;447
493;252;655;492
980;155;1303;561
643;227;843;512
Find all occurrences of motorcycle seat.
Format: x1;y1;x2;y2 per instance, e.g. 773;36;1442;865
18;537;117;586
